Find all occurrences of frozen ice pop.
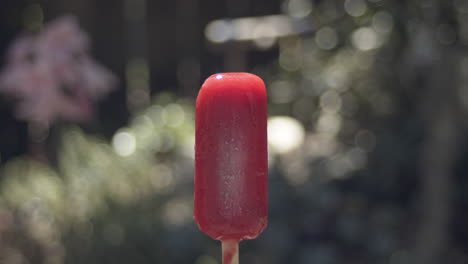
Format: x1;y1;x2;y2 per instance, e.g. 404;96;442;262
194;73;268;263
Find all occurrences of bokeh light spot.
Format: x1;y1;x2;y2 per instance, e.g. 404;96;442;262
112;131;137;156
317;112;342;136
324;66;348;91
162;198;192;227
147;105;167;127
284;0;313;18
348;147;367;170
268;116;305;154
315;27;338;50
320;90;342;113
352;27;379;51
344;0;367;17
195;255;218;264
372;11;394;34
164;104;185;127
279;48;302;71
205;20;232;43
252;22;277;49
151;164;174;193
270;80;296;104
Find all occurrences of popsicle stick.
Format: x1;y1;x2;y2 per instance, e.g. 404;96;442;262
222;240;239;264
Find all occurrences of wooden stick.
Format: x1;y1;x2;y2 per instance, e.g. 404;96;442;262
222;240;239;264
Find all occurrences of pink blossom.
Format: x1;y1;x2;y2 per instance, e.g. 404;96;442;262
0;15;117;124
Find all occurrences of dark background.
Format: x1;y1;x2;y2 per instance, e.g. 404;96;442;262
0;0;468;264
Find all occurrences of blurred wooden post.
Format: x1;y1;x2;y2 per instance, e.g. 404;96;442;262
413;3;461;261
413;50;460;264
123;0;150;113
175;0;201;96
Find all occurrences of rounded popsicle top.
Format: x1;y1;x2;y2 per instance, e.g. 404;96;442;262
203;72;265;88
197;73;266;104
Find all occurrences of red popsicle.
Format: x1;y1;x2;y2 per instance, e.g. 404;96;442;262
194;73;268;264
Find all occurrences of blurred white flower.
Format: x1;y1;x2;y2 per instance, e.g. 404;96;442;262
0;15;117;124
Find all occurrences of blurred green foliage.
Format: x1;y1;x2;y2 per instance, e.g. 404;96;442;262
0;95;205;263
